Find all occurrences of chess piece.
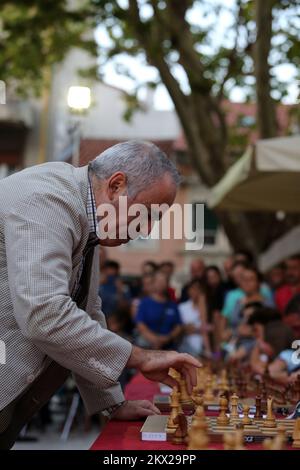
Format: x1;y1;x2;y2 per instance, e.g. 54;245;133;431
292;417;300;448
263;397;277;428
192;404;206;425
219;369;229;392
242;405;252;426
230;393;239;422
233;429;246;450
166;386;181;432
179;377;193;404
191;392;204;420
255;395;263;419
263;426;286;450
169;368;192;405
191;388;203;407
187;415;209;450
217;396;229;426
204;376;214;403
223;432;235;450
172;413;188;445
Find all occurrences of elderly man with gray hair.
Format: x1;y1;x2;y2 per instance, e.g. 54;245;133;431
0;140;200;449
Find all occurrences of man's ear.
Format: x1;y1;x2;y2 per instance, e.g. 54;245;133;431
107;172;127;200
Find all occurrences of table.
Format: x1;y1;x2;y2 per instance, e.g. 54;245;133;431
90;374;271;451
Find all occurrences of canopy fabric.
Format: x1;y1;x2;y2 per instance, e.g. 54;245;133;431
209;136;300;213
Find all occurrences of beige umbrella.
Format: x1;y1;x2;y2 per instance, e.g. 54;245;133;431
209;136;300;213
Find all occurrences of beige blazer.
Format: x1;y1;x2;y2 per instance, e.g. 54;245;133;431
0;162;132;414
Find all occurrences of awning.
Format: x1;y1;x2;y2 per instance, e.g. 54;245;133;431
209;136;300;213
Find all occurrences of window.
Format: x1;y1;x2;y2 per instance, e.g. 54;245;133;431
192;202;219;246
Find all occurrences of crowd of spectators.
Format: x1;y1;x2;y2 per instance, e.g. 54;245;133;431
100;251;300;385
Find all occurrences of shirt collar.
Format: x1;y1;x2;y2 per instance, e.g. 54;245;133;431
87;177;99;236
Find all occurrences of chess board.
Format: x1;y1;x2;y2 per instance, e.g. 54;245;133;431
153;394;292;415
141;415;296;444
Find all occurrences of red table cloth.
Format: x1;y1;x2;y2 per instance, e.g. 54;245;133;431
90;374;266;451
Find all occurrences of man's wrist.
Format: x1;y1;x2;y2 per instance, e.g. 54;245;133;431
102;400;126;420
126;345;149;370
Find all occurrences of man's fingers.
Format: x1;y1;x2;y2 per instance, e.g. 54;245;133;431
180;364;198;393
137;407;159;418
174;353;202;369
162;376;178;389
140;401;161;414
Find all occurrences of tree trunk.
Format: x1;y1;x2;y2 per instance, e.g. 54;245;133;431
254;0;277;138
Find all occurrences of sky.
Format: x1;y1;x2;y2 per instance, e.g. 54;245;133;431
94;0;299;110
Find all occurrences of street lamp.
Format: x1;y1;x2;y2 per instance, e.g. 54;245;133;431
67;86;91;112
67;86;91;166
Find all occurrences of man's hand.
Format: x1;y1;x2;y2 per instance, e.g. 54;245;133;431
127;347;201;393
113;400;161;421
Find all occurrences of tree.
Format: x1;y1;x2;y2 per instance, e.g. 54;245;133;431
89;0;300;254
0;0;97;96
1;0;300;253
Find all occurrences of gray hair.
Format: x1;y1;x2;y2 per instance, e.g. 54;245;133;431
89;140;181;197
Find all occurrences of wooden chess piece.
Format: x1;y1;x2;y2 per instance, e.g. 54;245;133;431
172;413;188;445
292;417;300;448
179;376;193;404
187;416;209;450
230;393;239;422
255;395;263;419
166;386;181;432
217;396;229;426
192;404;206;425
191;388;203;408
223;433;235;450
204;376;214;403
263;426;286;450
169;368;192;405
219;369;229;392
242;405;252;426
263;396;277;428
233;429;245;450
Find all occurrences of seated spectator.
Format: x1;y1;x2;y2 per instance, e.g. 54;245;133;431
178;279;211;357
247;307;294;375
223;255;236;291
267;263;285;292
222;262;273;322
283;293;300;338
180;258;206;302
230;268;274;330
130;273;155;320
142;260;158;275
205;265;227;353
275;255;300;313
98;260;130;317
268;349;300;381
135;272;182;350
159;261;177;302
233;249;255;266
222;268;274;362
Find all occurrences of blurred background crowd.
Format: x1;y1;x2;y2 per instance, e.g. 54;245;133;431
100;250;300;385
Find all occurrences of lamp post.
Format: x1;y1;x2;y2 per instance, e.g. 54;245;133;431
67;86;91;167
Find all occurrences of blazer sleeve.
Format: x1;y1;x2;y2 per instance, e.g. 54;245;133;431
74;295;126;415
4;194;132;390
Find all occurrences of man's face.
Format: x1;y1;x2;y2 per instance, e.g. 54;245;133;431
285;259;300;286
240;269;259;295
190;259;205;279
231;265;246;287
94;172;177;247
284;313;300;338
